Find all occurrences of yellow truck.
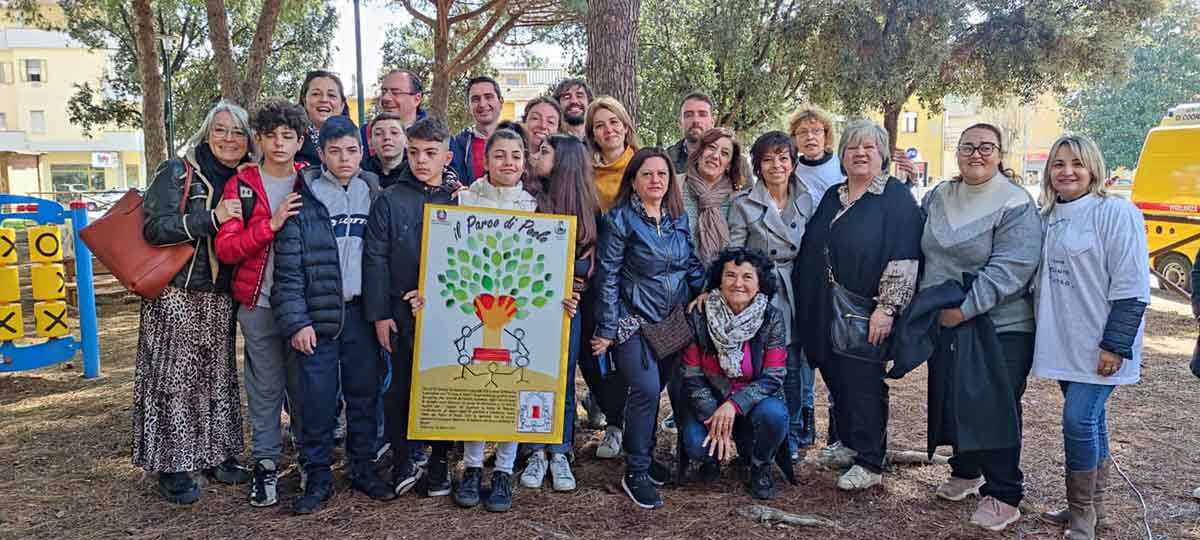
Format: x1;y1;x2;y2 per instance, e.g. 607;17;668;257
1131;103;1200;293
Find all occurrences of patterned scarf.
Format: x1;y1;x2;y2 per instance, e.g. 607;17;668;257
704;291;769;379
685;171;734;263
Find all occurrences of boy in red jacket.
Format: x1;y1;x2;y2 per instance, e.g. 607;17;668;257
214;98;307;508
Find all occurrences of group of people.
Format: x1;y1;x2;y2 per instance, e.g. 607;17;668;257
132;68;1148;540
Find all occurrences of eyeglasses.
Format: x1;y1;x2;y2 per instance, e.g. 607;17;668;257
957;143;999;157
382;89;420;97
211;126;247;140
794;128;825;138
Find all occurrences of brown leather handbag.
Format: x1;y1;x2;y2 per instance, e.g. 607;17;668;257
80;164;196;299
639;305;695;361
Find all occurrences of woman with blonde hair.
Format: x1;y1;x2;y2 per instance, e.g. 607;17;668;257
1033;135;1149;540
585;96;642;211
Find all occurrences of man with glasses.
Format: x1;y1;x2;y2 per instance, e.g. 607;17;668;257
362;70;426;157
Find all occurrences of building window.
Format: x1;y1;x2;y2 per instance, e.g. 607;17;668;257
30;110;46;133
50;164;106;193
125;164;141;187
901;112;918;133
22;59;45;83
505;78;520;86
0;63;12;84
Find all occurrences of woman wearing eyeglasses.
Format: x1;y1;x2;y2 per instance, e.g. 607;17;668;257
919;123;1042;531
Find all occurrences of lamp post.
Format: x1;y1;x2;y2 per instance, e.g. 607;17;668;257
353;0;365;127
158;33;181;158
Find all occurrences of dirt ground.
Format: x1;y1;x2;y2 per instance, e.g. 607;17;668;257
2;291;1199;540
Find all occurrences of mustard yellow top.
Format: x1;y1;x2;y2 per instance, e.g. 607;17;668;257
593;146;636;212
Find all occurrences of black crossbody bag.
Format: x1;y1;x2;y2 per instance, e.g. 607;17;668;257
826;246;888;363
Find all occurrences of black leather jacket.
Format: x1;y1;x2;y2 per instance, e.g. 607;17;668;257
141;151;233;293
594;202;706;340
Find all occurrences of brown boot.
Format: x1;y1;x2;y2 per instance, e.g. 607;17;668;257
1093;458;1110;528
1064;469;1098;540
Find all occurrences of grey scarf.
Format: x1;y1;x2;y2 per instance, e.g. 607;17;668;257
704;291;769;378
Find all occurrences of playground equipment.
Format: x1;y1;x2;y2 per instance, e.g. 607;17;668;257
0;194;101;378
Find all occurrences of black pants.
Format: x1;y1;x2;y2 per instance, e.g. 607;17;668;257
819;354;888;473
578;286;627;429
384;330;449;471
613;334;678;474
948;331;1034;507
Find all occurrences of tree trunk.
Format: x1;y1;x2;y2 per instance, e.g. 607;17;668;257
132;0;167;170
429;0;452;120
203;0;241;104
585;0;641;123
882;102;901;153
239;0;284;112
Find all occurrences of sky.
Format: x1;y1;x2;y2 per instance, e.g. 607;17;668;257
329;0;566;98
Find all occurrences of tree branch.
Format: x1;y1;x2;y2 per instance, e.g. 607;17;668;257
399;0;435;26
448;0;511;25
202;0;242;104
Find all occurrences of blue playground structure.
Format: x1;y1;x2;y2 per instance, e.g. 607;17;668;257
0;194;101;378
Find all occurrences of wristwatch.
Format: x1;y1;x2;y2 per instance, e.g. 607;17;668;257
878;304;897;317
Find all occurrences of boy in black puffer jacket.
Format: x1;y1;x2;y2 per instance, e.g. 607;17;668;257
363;117;462;499
271;116;391;514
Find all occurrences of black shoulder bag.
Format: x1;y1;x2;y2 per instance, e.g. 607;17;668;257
826;246;888;363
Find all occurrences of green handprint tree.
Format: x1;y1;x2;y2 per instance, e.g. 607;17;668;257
437;231;557;351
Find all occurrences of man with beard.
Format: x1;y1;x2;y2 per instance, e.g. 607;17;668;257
449;76;503;185
553;78;593;140
667;92;716;175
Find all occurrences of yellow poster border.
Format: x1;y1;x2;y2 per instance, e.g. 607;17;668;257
408;204;577;443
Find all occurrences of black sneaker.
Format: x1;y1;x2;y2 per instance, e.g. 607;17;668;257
352;465;397;502
205;457;251;485
293;473;333;515
455;467;483;508
390;461;423;497
648;460;672;486
749;462;775;500
485;471;513;512
249;459;279;507
426;457;451;497
158;472;200;505
622;472;663;509
698;459;721;485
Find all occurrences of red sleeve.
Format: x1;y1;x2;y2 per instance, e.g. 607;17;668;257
214;176;275;264
762;348;787;369
681;343;702;368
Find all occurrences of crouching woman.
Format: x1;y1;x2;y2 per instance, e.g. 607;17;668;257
680;247;790;500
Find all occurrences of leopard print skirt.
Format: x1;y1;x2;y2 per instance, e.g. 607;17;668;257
131;286;243;473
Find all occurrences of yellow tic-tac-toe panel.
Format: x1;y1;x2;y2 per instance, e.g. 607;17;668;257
31;263;66;301
34;300;68;338
0;265;17;304
0;302;23;341
0;227;16;265
27;225;63;264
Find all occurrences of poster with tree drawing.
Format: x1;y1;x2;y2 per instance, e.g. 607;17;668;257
409;205;576;443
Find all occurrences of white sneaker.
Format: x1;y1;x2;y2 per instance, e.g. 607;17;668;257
373;441;391;463
520;451;548;488
549;453;576;492
837;464;882;491
1193;486;1200;500
596;426;623;459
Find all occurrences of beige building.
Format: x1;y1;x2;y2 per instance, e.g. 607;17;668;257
0;7;145;197
494;66;569;121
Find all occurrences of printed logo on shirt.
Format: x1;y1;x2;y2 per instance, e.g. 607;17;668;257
239;185;254;199
330;214;369;239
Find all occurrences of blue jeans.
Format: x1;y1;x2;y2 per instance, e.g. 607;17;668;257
613;333;677;474
526;314;580;455
784;343;816;452
298;303;380;477
376;348;391;451
681;396;788;466
1059;381;1114;472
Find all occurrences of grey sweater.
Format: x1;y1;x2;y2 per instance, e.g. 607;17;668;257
920;174;1042;332
310;168;378;301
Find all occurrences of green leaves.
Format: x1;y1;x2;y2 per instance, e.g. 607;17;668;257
436;230;560;320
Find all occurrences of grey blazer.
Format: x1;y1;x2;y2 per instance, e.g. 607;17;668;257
728;174;814;344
